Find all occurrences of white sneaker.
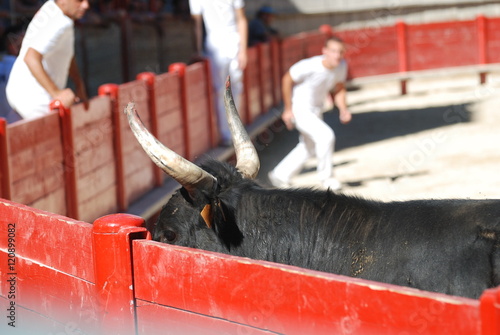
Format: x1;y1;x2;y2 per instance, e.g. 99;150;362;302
268;171;290;188
322;178;342;191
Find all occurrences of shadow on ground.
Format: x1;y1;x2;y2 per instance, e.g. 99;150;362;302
257;103;473;183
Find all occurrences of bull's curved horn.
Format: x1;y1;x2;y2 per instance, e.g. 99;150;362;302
224;77;260;179
124;102;216;195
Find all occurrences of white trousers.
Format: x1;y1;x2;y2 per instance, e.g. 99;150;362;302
273;106;335;183
206;42;243;143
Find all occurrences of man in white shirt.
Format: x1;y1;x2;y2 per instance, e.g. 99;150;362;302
6;0;88;120
189;0;248;146
269;36;352;190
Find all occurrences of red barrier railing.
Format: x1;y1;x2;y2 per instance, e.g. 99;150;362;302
1;198;500;334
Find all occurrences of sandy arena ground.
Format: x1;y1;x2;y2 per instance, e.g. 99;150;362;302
257;72;500;201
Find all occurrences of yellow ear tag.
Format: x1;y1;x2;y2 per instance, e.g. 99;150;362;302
201;204;212;228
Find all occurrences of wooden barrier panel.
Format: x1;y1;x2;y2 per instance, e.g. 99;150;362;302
304;31;328;57
62;97;118;223
270;39;282;104
0;199;98;334
0;118;9;199
259;42;275;113
406;20;478;71
337;25;399;78
0;199;150;334
5;112;67;216
183;62;215;160
244;46;262;124
280;34;306;75
131;240;489;334
152;71;185;185
485;17;500;64
117;79;156;208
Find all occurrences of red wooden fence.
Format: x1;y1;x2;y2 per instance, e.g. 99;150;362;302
1;198;500;334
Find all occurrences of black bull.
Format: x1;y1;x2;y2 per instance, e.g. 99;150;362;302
124;78;500;299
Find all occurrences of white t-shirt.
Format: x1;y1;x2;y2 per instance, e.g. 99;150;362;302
6;0;74;120
189;0;244;56
290;55;348;110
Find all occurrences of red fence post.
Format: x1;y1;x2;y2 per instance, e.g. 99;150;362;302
51;100;79;219
396;20;409;95
92;213;150;335
169;63;190;158
319;24;334;38
479;287;500;335
0;118;11;199
477;15;488;84
98;83;128;212
137;72;163;187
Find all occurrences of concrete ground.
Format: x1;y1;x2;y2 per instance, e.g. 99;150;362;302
256;72;500;201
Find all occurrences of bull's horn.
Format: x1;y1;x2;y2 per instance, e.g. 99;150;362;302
124;102;216;195
224;77;260;179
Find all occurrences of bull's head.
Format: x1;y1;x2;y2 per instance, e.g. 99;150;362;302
124;77;260;250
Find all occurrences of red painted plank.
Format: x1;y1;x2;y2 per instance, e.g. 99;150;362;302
132;240;481;335
245;46;262;124
136;299;275;335
6;113;67;213
280;35;306;75
406;20;477;71
305;31;327;57
0;253;99;334
337;26;399;78
0;296;89;334
0;199;94;281
0;118;10;199
118;80;156;206
259;43;275;112
485;17;500;64
185;63;212;159
155;71;185;158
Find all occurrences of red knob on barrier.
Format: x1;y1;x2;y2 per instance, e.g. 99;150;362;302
93;213;145;233
169;62;187;76
136;72;156;87
49;99;70;117
319;24;334;37
98;83;119;99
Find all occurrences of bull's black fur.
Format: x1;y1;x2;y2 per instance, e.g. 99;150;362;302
154;159;500;299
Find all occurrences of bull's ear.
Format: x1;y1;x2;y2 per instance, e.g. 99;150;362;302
212;198;243;250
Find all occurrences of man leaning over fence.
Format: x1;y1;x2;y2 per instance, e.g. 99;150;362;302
6;0;89;121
